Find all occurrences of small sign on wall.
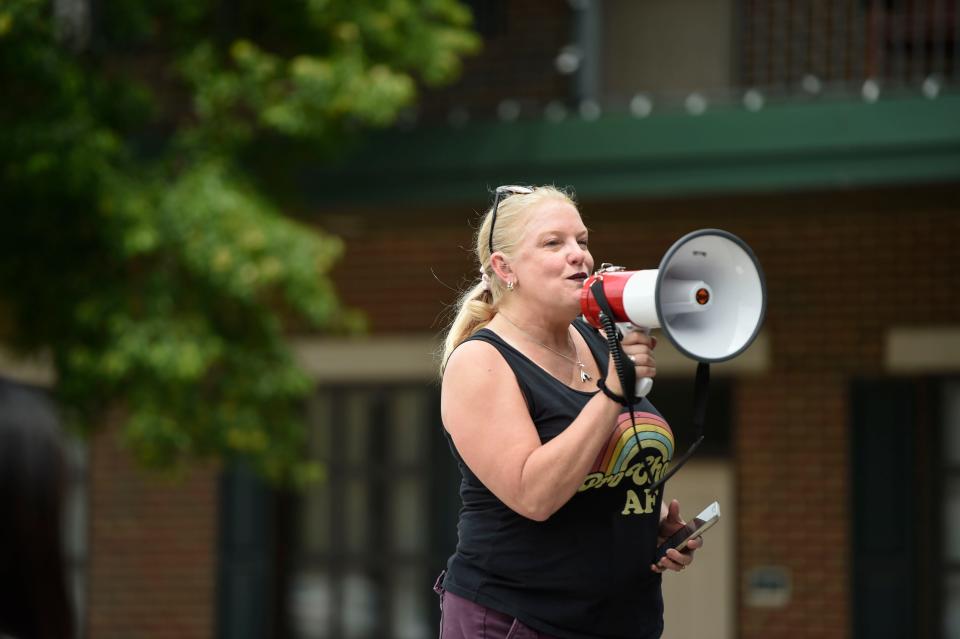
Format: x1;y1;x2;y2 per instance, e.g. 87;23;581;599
745;566;792;608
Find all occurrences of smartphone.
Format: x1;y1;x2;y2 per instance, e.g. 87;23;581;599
654;501;721;562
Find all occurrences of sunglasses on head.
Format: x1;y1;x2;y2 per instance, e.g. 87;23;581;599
488;185;535;255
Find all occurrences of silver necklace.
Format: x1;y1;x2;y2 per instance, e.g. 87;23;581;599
499;312;592;383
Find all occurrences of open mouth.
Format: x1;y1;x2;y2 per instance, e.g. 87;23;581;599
567;272;588;282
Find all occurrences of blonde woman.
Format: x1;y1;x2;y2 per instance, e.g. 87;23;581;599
436;186;700;639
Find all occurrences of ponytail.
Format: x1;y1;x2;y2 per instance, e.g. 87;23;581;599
439;281;497;375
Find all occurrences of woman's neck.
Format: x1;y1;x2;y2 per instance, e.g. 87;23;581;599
494;302;576;350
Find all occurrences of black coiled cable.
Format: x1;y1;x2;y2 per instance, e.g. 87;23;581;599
595;309;665;496
588;275;708;496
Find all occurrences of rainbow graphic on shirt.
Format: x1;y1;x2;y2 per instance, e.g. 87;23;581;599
578;411;674;493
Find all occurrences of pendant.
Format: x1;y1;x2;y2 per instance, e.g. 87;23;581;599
579;366;591;383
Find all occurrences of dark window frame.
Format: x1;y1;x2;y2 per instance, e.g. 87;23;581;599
282;382;456;639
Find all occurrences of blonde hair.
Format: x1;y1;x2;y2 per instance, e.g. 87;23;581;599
439;185;578;375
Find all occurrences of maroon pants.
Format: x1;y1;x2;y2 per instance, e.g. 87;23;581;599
435;574;561;639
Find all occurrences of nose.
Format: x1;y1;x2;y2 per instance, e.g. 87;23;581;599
567;241;587;264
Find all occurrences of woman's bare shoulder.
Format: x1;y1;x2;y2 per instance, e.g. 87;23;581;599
442;336;511;388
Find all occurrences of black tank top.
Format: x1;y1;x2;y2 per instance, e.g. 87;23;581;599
441;319;675;639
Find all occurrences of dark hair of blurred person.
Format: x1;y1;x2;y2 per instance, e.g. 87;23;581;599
0;379;74;639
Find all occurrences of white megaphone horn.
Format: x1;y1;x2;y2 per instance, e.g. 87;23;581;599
581;228;767;399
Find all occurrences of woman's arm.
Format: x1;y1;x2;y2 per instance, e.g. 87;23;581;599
441;339;619;520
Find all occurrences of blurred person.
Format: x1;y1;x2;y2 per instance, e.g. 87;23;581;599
0;379;75;639
435;185;700;639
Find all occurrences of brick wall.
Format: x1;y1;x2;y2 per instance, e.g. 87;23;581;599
86;420;219;639
737;372;850;637
329;185;960;334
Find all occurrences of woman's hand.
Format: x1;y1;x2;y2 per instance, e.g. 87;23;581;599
651;499;701;573
604;329;657;397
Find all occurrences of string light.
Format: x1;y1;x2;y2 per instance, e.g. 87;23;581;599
922;75;941;99
684;92;707;115
743;89;764;112
579;99;601;121
544;101;568;123
801;74;822;95
555;45;582;75
629;94;653;118
497;99;521;122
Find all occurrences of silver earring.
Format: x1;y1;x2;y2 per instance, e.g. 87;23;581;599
507;280;515;291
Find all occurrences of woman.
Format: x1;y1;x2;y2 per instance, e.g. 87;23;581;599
437;185;700;639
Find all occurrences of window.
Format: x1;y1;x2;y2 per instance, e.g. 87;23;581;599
852;377;960;638
286;384;457;639
739;0;960;89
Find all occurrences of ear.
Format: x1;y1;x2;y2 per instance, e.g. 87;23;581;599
490;252;513;285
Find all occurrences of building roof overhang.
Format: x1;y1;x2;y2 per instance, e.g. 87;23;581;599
303;94;960;206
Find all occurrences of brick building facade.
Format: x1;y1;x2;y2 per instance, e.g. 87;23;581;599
79;182;960;638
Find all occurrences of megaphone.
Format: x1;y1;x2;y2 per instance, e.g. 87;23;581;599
581;228;766;399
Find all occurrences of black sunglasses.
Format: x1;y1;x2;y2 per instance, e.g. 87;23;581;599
488;185;534;255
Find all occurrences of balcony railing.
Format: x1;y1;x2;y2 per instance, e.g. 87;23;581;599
739;0;958;97
418;0;959;125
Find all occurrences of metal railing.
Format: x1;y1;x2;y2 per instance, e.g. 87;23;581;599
416;0;960;125
739;0;958;96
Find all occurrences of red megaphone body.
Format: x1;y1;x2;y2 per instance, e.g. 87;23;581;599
580;265;713;398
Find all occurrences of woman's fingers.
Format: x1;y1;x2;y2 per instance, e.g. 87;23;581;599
626;349;656;378
651;548;695;573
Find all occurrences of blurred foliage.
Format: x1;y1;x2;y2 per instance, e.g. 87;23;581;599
0;0;479;483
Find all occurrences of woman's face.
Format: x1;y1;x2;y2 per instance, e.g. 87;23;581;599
506;198;594;315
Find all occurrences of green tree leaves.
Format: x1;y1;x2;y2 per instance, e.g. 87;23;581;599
0;0;478;482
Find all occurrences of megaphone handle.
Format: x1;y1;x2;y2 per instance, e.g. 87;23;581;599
616;322;654;398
